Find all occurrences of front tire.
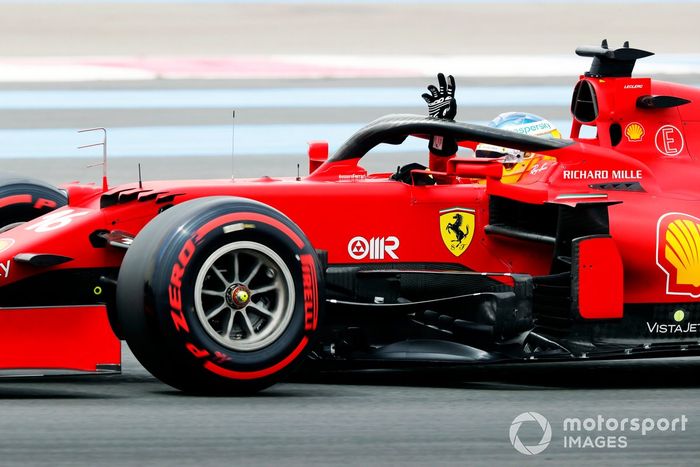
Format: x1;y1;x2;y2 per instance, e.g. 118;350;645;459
0;174;66;230
117;197;324;394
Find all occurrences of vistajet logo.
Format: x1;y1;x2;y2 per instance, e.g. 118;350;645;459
647;309;700;334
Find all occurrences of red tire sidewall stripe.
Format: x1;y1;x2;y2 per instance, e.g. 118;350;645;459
203;336;309;380
194;211;304;249
0;194;32;209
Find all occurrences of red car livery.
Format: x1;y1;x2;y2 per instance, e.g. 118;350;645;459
0;41;698;393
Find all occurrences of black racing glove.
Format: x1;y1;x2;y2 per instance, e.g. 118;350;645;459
422;73;457;120
422;73;458;156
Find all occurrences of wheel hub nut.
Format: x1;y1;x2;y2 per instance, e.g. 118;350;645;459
226;284;251;309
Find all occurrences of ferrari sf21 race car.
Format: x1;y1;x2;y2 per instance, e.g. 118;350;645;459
0;41;699;394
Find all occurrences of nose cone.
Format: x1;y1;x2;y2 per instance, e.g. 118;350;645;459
0;236;16;283
0;238;15;253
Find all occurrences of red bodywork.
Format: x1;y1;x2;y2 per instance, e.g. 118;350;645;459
1;64;700;374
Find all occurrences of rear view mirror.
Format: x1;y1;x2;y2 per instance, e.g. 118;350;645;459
308;141;329;174
446;158;502;179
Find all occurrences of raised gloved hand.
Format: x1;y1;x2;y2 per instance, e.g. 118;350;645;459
422;73;458;156
422;73;457;120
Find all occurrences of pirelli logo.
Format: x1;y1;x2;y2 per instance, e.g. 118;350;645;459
300;254;318;331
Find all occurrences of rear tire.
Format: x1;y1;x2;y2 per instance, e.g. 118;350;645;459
0;174;66;229
116;197;324;394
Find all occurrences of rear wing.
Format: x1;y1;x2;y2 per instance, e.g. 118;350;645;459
575;39;653;78
328;114;573;162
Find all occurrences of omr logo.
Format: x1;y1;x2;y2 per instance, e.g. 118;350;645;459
347;236;399;260
509;412;552;455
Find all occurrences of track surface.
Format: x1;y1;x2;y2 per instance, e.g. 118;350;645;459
1;347;700;466
2;1;700;466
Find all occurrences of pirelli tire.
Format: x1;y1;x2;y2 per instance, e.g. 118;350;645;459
116;196;324;394
0;174;67;230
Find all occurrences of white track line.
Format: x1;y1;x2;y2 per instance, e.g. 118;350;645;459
1;55;699;82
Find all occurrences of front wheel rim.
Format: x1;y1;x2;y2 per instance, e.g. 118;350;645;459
194;241;295;352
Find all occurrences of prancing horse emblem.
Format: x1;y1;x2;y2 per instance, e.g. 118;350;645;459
439;207;475;257
447;214;467;243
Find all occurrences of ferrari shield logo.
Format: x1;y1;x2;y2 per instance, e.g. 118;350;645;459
439;207;475;257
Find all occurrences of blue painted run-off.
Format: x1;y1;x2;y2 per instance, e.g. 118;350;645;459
0;87;573;110
0;120;588;158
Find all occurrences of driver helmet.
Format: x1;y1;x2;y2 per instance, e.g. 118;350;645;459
475;112;561;163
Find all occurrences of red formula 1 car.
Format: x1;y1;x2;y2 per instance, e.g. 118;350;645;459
0;42;699;393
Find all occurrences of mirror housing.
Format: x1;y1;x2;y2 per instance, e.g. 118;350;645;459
446;158;503;179
308;141;329;174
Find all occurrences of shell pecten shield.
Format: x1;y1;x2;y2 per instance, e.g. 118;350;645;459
439;207;475;257
625;122;645;142
657;213;700;297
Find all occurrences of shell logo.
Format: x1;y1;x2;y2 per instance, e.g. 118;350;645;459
657;213;700;297
625;122;645;142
